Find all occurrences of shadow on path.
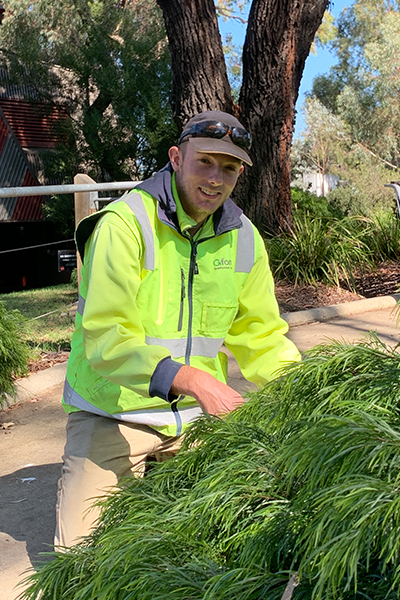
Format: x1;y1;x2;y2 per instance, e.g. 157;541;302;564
0;463;60;565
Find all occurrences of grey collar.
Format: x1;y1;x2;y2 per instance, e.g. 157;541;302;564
135;162;243;236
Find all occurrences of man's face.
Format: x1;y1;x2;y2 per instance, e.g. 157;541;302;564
169;143;244;224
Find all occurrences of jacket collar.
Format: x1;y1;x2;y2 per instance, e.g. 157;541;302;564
135;162;243;236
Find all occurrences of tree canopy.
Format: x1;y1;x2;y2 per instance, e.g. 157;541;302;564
312;0;400;172
0;0;177;182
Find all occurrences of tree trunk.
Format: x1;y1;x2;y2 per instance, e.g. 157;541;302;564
236;0;329;233
156;0;329;233
156;0;233;130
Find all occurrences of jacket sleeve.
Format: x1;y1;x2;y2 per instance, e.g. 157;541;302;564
80;211;182;401
224;230;301;386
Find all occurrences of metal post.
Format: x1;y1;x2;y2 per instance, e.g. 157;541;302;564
385;183;400;218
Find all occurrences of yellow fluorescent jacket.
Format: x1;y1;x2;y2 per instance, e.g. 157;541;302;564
63;164;300;437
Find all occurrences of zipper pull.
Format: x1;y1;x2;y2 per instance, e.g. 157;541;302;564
178;268;185;331
192;242;199;274
181;268;186;298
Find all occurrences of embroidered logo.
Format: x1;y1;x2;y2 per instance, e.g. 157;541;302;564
213;258;232;269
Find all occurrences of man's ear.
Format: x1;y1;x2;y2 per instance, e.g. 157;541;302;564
168;146;182;172
238;164;245;176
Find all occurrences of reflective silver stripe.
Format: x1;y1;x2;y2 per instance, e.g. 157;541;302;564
235;215;255;273
145;336;224;358
122;192;155;271
192;336;224;357
63;379;202;426
77;294;86;316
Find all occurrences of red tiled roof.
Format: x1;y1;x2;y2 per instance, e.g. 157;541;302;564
0;98;68;149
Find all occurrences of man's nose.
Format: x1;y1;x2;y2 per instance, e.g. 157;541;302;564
208;166;223;186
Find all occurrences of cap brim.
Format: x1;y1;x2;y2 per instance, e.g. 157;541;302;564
187;137;253;167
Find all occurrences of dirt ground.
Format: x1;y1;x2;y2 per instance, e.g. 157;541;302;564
275;260;400;313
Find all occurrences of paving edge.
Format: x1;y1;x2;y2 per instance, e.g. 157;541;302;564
2;293;399;410
4;362;68;409
282;293;400;327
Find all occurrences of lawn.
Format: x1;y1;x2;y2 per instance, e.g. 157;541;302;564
0;283;78;357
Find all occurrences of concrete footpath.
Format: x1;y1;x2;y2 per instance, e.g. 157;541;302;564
1;294;400;600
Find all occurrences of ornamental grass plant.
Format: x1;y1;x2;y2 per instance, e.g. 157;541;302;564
360;212;400;262
22;335;400;600
0;301;29;405
266;214;372;289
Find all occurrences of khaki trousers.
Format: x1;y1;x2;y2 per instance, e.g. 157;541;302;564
55;411;182;548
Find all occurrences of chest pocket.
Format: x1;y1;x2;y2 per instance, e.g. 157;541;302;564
200;302;238;335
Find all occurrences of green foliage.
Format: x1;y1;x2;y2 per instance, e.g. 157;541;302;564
360;211;400;262
313;10;337;48
42;194;75;238
222;33;243;102
293;95;398;218
311;1;400;170
291;186;342;219
0;0;176;182
292;97;350;183
326;159;396;217
265;214;372;288
69;268;79;290
326;184;368;217
22;336;400;599
0;302;29;405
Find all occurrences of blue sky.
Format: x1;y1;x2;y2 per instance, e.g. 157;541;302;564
218;0;351;137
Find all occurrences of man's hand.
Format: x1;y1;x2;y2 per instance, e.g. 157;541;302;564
170;365;244;416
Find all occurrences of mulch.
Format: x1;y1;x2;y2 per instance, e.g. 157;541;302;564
275;261;400;313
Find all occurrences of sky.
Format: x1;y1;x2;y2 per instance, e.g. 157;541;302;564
217;0;351;138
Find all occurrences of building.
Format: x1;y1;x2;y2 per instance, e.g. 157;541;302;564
0;68;74;292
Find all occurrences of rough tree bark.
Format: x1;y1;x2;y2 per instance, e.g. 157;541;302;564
156;0;329;234
236;0;329;233
156;0;233;129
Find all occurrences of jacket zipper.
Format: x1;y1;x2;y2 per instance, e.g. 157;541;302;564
171;398;183;436
185;239;199;365
178;268;185;331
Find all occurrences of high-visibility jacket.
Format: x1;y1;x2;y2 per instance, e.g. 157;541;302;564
63;164;300;437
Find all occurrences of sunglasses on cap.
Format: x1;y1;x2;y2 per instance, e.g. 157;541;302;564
178;120;252;150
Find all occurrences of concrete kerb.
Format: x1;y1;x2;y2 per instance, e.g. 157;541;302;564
282;293;400;327
3;293;400;410
4;362;67;409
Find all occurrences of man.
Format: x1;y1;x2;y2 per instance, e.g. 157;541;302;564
57;110;300;547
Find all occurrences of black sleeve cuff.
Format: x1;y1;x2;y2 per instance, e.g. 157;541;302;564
149;357;184;402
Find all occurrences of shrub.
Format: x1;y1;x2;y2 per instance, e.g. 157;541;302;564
327;184;372;217
266;214;372;288
69;268;79;290
42;194;75;238
291;186;342;219
0;302;30;405
21;336;400;600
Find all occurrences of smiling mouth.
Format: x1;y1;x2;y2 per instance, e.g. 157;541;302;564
200;187;220;198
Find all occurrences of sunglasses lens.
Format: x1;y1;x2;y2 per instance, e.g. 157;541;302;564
199;122;228;138
231;128;252;150
179;120;251;151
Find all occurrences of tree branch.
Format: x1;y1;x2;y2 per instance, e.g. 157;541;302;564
355;141;399;171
